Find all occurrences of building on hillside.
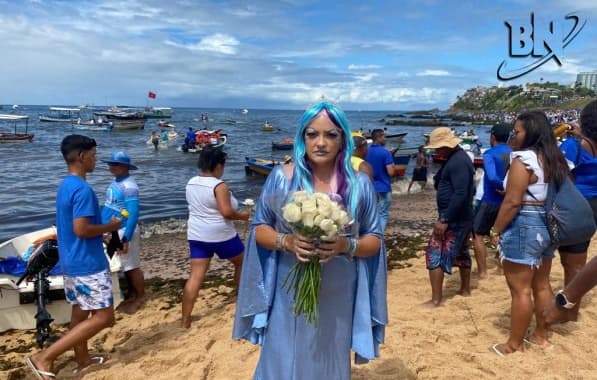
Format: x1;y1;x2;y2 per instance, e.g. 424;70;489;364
576;70;597;92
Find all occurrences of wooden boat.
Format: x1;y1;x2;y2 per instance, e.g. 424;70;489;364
38;107;81;123
392;147;418;178
94;111;145;130
245;157;277;176
432;152;484;168
0;227;123;331
272;138;294;150
143;107;173;119
262;122;274;132
0;114;34;143
74;118;113;131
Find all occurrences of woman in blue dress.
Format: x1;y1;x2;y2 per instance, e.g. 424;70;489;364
233;101;387;379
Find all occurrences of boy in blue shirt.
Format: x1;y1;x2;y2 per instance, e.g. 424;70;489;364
365;129;395;232
27;135;122;379
472;124;512;279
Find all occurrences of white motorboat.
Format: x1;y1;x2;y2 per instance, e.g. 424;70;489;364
0;227;124;332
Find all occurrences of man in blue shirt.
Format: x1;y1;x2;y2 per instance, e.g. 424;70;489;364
365;129;395;232
472;124;512;279
27;135;122;379
102;151;144;314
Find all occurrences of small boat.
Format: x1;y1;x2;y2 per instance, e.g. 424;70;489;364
158;120;176;129
94;111;145;130
272;138;294;150
245;156;290;176
0;227;123;332
180;130;227;153
39;107;81;123
74;118;113;132
432;152;484;168
241;109;249;114
392;147;418;178
143;107;173;119
0;114;34;143
262;121;274;132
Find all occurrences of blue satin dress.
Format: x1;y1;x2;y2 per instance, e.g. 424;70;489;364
233;166;388;380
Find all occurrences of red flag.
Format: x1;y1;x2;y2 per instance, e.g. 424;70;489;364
148;91;156;99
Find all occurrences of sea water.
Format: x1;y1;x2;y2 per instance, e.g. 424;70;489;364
0;105;492;242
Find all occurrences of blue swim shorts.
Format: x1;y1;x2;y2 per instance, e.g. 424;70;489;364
189;235;244;260
425;222;472;274
498;205;555;267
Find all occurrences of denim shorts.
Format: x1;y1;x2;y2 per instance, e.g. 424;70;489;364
498;205;556;267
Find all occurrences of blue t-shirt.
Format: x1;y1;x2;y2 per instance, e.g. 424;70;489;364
365;144;394;193
56;175;108;276
561;138;597;199
481;143;512;206
101;175;139;241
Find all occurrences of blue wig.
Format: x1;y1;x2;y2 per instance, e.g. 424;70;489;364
291;102;360;217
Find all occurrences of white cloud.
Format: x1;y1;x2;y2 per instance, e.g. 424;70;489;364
416;70;451;77
348;64;381;70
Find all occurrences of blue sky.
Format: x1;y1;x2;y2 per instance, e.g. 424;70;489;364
0;0;596;110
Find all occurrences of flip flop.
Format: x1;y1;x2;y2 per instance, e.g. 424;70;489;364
523;337;554;349
25;357;56;379
72;355;107;374
491;343;505;357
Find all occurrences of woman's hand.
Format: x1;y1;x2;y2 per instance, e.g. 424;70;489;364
237;209;251;221
284;234;317;262
316;236;348;263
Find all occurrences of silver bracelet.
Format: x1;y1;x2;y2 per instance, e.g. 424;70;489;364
346;237;357;260
275;233;285;251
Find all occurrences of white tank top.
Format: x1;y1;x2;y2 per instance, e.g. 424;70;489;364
186;176;239;242
503;150;548;201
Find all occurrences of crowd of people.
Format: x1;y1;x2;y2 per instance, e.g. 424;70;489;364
23;100;597;378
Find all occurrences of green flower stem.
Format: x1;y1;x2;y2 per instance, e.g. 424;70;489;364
282;255;322;326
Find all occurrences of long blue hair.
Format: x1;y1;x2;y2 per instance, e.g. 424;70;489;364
291;102;360;217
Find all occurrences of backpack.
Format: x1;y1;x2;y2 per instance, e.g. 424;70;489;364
544;178;596;246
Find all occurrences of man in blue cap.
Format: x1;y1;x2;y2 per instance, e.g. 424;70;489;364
101;151;145;314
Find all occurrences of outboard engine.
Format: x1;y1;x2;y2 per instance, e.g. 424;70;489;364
16;239;59;348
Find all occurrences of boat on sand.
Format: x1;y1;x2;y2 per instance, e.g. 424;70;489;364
0;227;124;332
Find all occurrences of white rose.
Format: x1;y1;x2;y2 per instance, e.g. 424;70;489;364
330;205;342;221
243;198;255;206
301;199;317;214
301;212;316;227
313;214;324;226
318;218;336;233
292;191;309;203
312;192;330;204
282;203;302;223
336;210;350;227
316;200;332;218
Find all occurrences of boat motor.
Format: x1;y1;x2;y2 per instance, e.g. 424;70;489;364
16;239;59;348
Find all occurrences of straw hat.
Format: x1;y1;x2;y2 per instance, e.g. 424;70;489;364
424;127;462;149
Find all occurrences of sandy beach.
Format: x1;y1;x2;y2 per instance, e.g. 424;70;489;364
2;184;597;380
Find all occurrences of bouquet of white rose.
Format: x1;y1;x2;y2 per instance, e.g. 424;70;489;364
280;191;351;325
